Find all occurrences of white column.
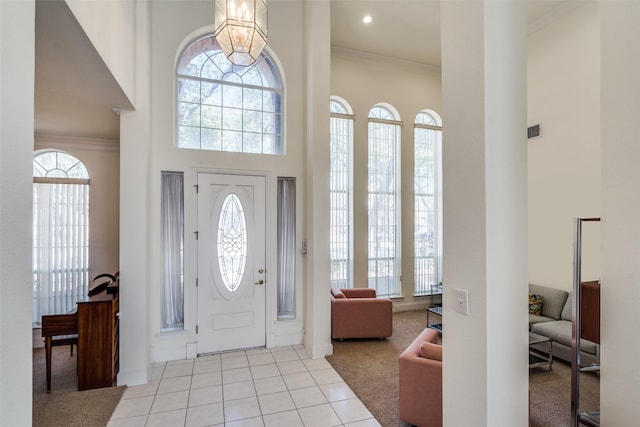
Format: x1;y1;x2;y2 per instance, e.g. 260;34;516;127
0;1;35;424
303;0;332;358
600;1;640;423
441;1;528;425
117;0;151;386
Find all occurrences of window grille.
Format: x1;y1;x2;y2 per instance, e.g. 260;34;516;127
176;35;284;154
330;97;354;288
367;105;401;298
414;111;443;296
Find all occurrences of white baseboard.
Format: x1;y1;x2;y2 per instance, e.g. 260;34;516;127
117;368;149;387
307;343;334;359
186;342;197;359
393;300;434;312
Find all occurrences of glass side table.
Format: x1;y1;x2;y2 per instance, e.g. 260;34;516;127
427;306;443;334
529;331;553;371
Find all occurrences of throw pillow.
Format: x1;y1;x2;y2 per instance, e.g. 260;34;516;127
419;342;442;361
331;288;346;299
529;293;543;316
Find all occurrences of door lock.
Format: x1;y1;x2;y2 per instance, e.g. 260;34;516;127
258;269;264;274
255;280;264;285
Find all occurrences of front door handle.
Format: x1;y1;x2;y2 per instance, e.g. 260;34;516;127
255;280;264;285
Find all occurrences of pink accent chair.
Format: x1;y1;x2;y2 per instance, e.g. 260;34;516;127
330;288;392;340
399;327;442;427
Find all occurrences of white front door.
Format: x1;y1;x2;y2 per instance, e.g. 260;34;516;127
197;173;266;354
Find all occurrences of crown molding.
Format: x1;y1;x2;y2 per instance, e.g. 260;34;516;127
331;46;441;75
34;134;120;152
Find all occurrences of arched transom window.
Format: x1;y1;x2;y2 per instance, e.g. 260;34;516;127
33;150;89;180
176;35;284;154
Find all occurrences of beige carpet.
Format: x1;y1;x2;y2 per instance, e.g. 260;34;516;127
529;359;600;427
326;310;432;427
326;310;600;427
33;345;126;426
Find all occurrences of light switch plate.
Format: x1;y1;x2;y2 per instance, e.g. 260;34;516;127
455;288;469;315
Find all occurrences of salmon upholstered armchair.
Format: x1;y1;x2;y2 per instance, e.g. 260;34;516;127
330;288;393;340
399;327;442;427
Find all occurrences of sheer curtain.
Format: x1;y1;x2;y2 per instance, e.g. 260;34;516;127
277;177;296;319
329;99;354;289
33;182;90;325
367;112;402;298
161;171;184;329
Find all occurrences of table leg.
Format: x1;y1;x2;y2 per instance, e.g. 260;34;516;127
45;336;52;393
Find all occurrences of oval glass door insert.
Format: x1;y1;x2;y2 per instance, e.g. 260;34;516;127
217;193;248;292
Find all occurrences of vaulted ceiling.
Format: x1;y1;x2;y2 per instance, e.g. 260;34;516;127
34;0;577;141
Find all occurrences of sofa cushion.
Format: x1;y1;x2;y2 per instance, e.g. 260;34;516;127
419;342;442;361
530;320;598;355
561;292;572;321
331;288;346;299
529;284;569;320
529;314;555;328
529;294;543;316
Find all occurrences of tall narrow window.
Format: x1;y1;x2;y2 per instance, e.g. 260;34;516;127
33;150;90;326
277;177;296;319
161;171;184;330
330;97;354;288
176;34;284;154
414;111;443;296
368;105;402;298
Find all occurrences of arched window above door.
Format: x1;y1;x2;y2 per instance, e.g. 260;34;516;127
175;34;285;154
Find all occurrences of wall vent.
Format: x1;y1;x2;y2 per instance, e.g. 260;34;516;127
528;124;541;139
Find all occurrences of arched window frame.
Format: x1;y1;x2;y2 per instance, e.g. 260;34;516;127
329;96;354;288
33;149;90;183
413;110;443;297
367;103;402;298
175;34;285;154
32;150;90;325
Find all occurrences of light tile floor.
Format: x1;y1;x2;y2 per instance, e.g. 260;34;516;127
107;345;380;427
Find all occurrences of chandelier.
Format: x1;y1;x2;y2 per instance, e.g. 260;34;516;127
214;0;267;66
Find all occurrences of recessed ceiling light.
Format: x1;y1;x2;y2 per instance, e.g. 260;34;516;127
362;15;372;24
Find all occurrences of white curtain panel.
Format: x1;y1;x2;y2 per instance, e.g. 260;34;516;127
277;177;296;318
161;171;185;329
33;183;89;325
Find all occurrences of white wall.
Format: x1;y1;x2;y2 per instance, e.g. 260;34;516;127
147;0;311;362
117;0;152;387
66;0;136;106
330;51;442;310
441;2;528;425
0;1;35;424
34;136;120;280
600;1;640;423
527;1;600;291
303;0;332;359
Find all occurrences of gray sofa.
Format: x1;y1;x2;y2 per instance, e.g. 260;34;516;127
528;283;600;367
